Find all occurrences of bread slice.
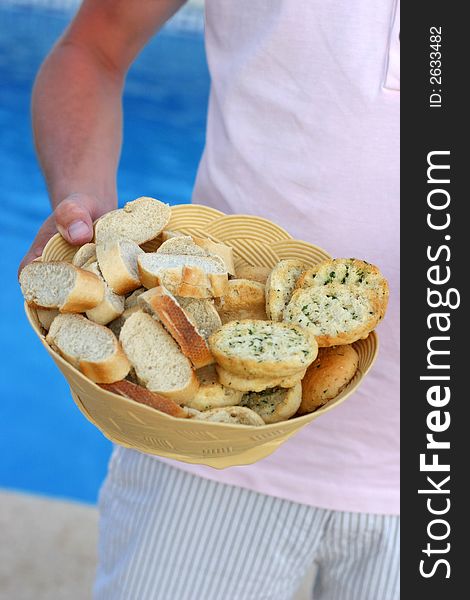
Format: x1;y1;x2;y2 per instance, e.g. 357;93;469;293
157;236;208;256
94;197;171;244
241;382;302;424
216;364;305;392
84;262;125;325
193;238;236;277
100;380;189;418
184;407;203;418
107;316;125;338
183;365;243;411
47;313;130;383
20;261;104;312
124;288;146;310
176;297;222;340
160;231;236;276
96;240;144;295
138;253;228;298
234;264;272;284
209;319;318;378
72;243;96;268
119;311;199;403
36;307;59;331
106;288;145;337
192;406;265;426
299;345;359;414
284;284;381;347
138;286;214;368
295;258;389;318
215;280;267;324
265;259;307;321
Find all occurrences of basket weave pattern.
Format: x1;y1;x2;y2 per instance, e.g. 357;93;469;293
26;204;378;468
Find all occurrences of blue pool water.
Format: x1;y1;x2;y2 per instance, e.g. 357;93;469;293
0;4;209;502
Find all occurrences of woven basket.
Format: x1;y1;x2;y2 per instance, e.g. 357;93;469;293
24;204;378;468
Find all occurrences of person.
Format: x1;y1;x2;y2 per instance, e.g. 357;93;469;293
20;1;400;598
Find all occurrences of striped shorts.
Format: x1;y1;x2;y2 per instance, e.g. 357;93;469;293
94;448;400;600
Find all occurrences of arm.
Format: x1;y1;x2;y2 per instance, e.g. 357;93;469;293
20;0;186;270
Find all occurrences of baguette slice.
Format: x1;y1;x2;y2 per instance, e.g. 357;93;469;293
120;311;199;403
100;380;189;418
124;287;146;310
192;406;265;426
96;240;144;295
94;197;171;244
107;315;126;338
20;261;104;312
157;236;208;256
176;297;222;340
107;289;146;337
299;345;359;414
183;365;243;411
266;259;307;321
284;284;381;347
161;231;236;276
215;280;267;324
234;264;272;284
209;319;318;378
216;364;305;392
138;253;228;298
47;313;130;383
84;262;125;325
138;286;214;369
241;382;302;424
36;307;59;331
72;243;96;268
295;258;389;318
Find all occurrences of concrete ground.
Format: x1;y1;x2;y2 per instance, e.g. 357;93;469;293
0;491;314;599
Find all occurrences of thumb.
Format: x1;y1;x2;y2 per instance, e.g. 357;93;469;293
54;193;95;245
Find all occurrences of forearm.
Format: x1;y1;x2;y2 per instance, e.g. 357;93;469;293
32;39;124;216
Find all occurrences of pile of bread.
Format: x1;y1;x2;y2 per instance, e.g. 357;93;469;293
20;197;389;427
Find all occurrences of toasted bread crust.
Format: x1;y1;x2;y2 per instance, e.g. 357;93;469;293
100;380;189;418
138;286;214;369
299;345;359;414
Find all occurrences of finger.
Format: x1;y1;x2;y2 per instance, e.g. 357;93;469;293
54;195;95;245
18;213;57;276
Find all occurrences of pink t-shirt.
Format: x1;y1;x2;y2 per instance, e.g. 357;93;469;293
165;0;400;515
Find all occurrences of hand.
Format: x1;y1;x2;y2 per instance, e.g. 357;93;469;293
18;192;102;275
